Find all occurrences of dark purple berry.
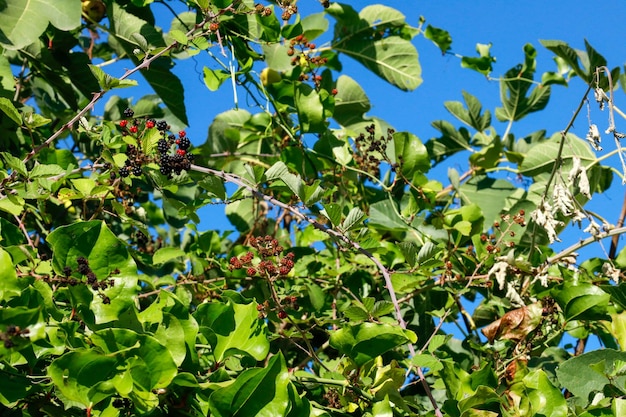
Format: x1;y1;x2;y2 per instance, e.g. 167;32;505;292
132;166;142;176
123;108;134;118
178;137;191;150
156;120;168;131
86;272;97;284
157;139;169;154
119;166;130;178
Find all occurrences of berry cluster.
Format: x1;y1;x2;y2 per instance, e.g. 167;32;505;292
254;3;273;17
116;107;194;178
353;124;394;177
1;325;29;349
59;257;116;303
228;236;296;277
157;129;194;177
288;35;329;88
277;0;297;20
479;210;527;254
256;295;299;320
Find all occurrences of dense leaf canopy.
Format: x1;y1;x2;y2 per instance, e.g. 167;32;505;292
1;1;626;416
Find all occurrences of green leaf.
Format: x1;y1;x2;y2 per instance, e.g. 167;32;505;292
321;203;343;227
198;175;226;200
342;207;365;231
444;91;491;132
168;29;188;45
553;282;611;322
458;176;515;231
426;120;472;164
295;82;328;133
495;44;551;122
0;97;21;125
46;221;138;324
329;322;416;366
556;349;626;401
203;67;230;91
424;25;452;54
520;133;595;177
153;247;186;265
48;350;121;409
332;75;371;128
195;299;269;362
91;328;178;389
522;370;567;417
208;353;290;417
329;4;422;91
0;248;20;302
393;131;430;177
461;43;496;76
369;200;408;232
88;65;138;91
0;0;81;50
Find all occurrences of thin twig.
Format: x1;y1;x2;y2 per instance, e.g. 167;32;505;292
609;190;626;259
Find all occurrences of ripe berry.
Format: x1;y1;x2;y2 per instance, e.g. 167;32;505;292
119;120;128;128
123;108;134;118
146;119;156;128
129;125;138;134
178;137;191;150
119;166;130;177
132;166;142;176
156;120;168;131
160;165;172;176
157;139;169;154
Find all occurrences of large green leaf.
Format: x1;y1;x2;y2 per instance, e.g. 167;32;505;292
332;75;371;127
426;120;472;164
393;131;430;177
328;4;421;91
208;353;291;417
91;328;178;390
46;221;138;324
48;350;121;409
294;82;331;133
0;0;81;50
329;322;416;366
444;91;491;132
540;39;618;90
0;247;20;301
195;298;269;363
495;44;551;122
519;133;595;177
553;282;611;322
556;349;626;402
458;176;517;231
522;370;567;417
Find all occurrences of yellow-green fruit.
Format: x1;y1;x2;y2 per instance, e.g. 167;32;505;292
260;68;281;86
82;0;106;23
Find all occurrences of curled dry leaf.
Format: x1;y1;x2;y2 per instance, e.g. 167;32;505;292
481;301;543;343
